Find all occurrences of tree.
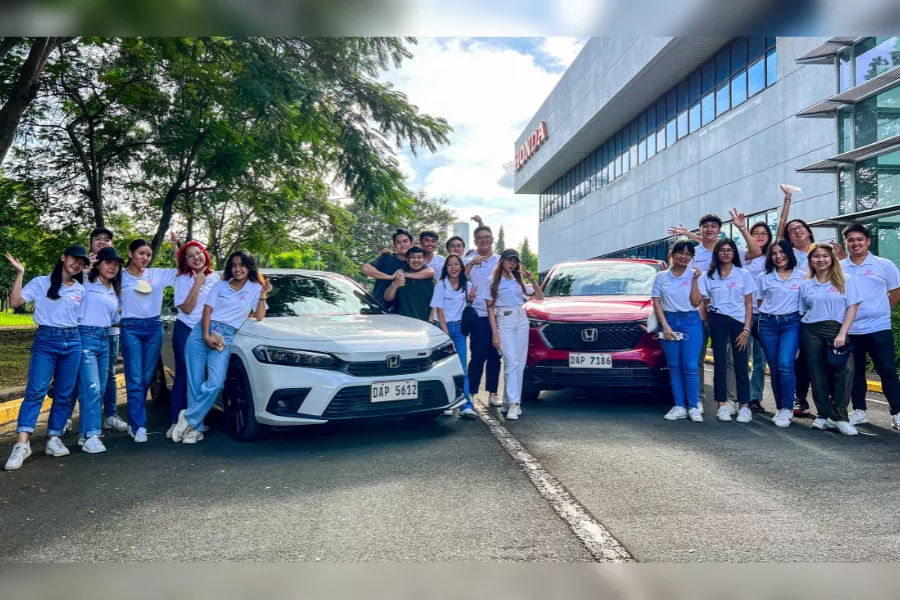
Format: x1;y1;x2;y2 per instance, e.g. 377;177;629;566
518;237;538;274
494;225;506;254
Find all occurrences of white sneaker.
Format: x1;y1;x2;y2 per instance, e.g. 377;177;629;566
103;415;129;432
45;436;70;457
128;427;148;443
166;424;176;439
773;409;793;428
892;414;900;431
488;393;503;407
77;435;85;446
82;435;106;454
698;402;705;415
736;407;753;423
834;420;859;436
717;406;732;422
181;427;204;444
442;409;454;416
5;442;31;470
664;406;688;420
172;409;190;443
506;403;521;420
823;418;839;430
727;401;738;416
688;408;703;422
459;407;478;419
811;418;829;430
849;409;868;425
63;418;73;434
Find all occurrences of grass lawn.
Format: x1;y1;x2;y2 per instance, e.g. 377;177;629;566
0;311;35;328
0;329;33;389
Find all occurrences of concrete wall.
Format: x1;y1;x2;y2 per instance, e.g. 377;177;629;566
536;37;838;272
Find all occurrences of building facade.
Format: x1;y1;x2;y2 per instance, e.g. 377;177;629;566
514;37;900;272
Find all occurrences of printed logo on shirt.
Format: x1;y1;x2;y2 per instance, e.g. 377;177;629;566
728;281;740;289
70;294;82;303
864;268;875;276
789;283;800;291
828;286;839;293
239;293;247;301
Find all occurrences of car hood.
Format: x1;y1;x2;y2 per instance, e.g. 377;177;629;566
526;296;651;322
236;314;444;352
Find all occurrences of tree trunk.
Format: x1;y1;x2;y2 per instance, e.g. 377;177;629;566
0;37;60;166
149;186;181;263
0;37;22;61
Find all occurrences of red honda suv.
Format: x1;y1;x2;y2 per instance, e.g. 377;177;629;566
523;258;669;402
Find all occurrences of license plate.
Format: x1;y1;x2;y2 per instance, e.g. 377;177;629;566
371;380;419;402
569;353;612;368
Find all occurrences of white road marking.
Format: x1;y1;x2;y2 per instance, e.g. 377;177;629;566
473;400;634;563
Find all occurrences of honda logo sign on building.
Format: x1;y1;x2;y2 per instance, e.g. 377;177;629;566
515;120;548;172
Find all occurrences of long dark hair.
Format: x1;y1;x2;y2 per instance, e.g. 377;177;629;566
125;239;151;268
750;221;773;256
490;255;527;302
708;239;743;279
47;257;86;300
440;254;468;292
224;250;264;285
88;260;123;296
764;240;798;274
784;219;815;246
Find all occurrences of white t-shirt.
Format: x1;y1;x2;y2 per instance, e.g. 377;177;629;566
689;244;714;273
756;268;804;316
426;254;446;278
483;275;534;308
21;276;84;328
78;278;120;328
465;253;500;317
120;267;177;319
174;272;221;329
205;280;264;330
698;267;756;322
651;269;696;314
430;278;474;323
800;276;863;324
793;248;809;270
840;253;900;335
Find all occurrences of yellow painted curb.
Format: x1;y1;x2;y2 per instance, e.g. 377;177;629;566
0;373;126;426
703;355;883;393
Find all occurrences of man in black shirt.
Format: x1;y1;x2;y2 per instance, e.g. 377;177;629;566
362;229;434;311
384;246;435;321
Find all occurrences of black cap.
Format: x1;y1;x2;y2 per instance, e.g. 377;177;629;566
500;249;520;261
63;245;90;262
95;247;124;263
827;342;854;367
89;227;114;241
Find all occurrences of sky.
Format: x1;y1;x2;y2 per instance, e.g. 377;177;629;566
381;37;587;254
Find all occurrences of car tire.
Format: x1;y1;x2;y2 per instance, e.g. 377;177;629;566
222;360;266;442
150;359;170;407
404;410;444;424
521;383;541;403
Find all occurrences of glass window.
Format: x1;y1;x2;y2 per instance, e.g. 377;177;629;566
666;119;676;147
689;71;701;102
855;37;900;85
748;37;765;60
766;37;776;49
716;47;730;83
656;98;666;127
629;144;638;170
839;106;852;153
666;90;677;120
855;150;900;211
602;142;609;166
647;131;656;158
731;38;747;72
766;49;777;86
731;71;747;107
657;127;666;152
855;85;900;147
839;49;853;93
677;81;689;112
615;131;623;155
689;102;701;133
638;139;646;164
716;83;730;116
839;166;853;214
630;119;639;144
617;154;624;177
677;111;688;139
638;112;647;139
646;107;657;132
701;92;715;126
701;58;715;94
602;165;609;186
748;57;765;96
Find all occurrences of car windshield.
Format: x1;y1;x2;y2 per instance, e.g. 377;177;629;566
544;263;660;297
265;274;384;317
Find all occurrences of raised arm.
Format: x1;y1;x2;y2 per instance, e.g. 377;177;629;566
5;254;25;308
776;184;793;241
523;268;543;301
667;225;702;244
689;269;704;308
730;209;762;260
178;272;207;316
407;267;435;280
383;271;404;302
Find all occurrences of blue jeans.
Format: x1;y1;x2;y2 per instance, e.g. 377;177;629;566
120;317;163;433
170;319;193;424
104;333;119;418
446;321;473;409
758;312;801;411
660;311;703;409
184;321;236;431
750;314;767;401
17;326;81;436
77;326;109;438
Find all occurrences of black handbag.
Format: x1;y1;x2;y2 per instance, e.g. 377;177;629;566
461;298;478;336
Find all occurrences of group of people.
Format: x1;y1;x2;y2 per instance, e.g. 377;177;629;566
5;228;271;470
655;185;900;435
361;218;542;421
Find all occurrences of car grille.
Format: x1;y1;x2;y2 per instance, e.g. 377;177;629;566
541;322;644;351
526;359;667;387
322;380;448;419
344;357;432;377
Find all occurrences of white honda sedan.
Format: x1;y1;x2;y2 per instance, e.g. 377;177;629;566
154;270;466;441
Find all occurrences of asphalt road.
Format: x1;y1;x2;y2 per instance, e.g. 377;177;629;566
2;366;900;563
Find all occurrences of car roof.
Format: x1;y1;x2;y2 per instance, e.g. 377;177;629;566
551;258;666;269
258;269;344;277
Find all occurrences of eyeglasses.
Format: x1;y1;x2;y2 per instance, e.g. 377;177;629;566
787;226;805;235
718;248;735;254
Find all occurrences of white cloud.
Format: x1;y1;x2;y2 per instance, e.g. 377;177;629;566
382;37;586;255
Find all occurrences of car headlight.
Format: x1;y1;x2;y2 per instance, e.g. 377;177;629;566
430;340;456;362
252;345;338;369
528;318;546;329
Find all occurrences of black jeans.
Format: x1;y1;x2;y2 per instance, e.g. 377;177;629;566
709;312;749;406
794;347;810;409
801;320;853;422
850;330;900;415
468;316;500;395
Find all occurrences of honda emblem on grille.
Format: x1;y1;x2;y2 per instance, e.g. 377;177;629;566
581;328;598;342
386;355;401;369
